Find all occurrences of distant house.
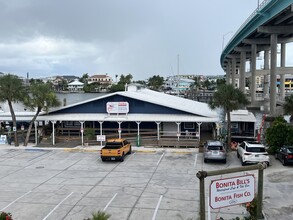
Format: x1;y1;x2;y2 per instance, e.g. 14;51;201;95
164;76;194;95
88;74;113;91
67;79;84;92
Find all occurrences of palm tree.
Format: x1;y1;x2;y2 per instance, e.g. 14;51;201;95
23;82;61;146
208;84;249;147
283;94;293;123
0;74;27;146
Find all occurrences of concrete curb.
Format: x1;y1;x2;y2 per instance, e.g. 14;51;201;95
0;144;199;154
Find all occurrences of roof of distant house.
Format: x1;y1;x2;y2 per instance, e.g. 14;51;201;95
90;75;111;78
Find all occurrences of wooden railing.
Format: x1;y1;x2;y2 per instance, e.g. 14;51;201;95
54;128;200;148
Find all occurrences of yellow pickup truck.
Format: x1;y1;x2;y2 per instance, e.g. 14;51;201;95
101;138;132;162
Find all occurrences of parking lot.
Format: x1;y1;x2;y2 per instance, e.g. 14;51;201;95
0;147;292;220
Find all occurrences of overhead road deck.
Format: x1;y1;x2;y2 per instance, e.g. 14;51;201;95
220;0;293;115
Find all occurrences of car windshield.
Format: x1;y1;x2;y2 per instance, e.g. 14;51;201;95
247;147;266;153
208;146;223;150
104;142;122;149
287;148;293;153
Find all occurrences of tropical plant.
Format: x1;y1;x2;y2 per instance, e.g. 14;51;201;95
265;116;293;154
23;82;61;146
109;74;133;92
0;74;28;146
208;84;249;147
119;74;133;85
80;73;89;84
84;211;111;220
84;82;101;93
283;94;293;122
0;211;13;220
245;196;258;220
147;75;164;91
84;128;96;141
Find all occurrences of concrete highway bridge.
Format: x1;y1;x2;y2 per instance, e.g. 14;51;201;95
221;0;293;115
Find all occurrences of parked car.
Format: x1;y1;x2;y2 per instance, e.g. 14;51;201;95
275;146;293;166
204;140;226;163
237;141;270;166
101;138;132;162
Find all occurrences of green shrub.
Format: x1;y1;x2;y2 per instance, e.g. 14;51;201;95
84;128;96;140
246;197;257;219
265;116;293;154
84;211;111;220
0;212;13;220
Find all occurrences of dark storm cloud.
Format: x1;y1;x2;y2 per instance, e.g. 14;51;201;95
0;0;260;79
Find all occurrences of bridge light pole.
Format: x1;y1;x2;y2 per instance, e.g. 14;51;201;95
222;31;233;50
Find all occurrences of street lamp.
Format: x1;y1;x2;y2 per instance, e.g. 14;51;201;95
222;31;233;50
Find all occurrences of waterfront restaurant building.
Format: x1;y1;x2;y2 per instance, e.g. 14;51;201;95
0;84;220;147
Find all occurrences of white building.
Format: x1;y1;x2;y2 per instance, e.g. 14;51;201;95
67;79;84;92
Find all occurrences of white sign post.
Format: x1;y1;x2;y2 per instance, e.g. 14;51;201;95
209;174;255;209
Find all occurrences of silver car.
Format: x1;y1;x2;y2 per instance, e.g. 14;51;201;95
204;140;227;163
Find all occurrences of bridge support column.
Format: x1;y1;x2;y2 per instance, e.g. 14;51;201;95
232;57;236;87
270;34;278;115
263;50;270;99
280;43;286;100
239;51;246;93
251;44;257;103
226;60;231;85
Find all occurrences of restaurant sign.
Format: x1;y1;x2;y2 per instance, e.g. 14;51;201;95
209;174;255;209
106;102;129;114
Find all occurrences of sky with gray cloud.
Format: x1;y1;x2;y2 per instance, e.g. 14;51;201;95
0;0;262;80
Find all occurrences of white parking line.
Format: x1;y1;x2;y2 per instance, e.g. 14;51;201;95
125;152;136;163
42;192;74;220
0;191;32;211
194;154;198;167
157;153;165;166
152;195;163;220
103;193;118;211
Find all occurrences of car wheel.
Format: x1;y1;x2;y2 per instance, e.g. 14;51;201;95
237;152;240;158
223;159;227;164
204;158;207;163
241;158;246;166
128;147;132;154
265;161;270;167
101;157;106;162
120;153;125;162
282;158;287;166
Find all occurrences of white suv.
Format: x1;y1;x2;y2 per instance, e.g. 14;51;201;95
237;141;270;166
